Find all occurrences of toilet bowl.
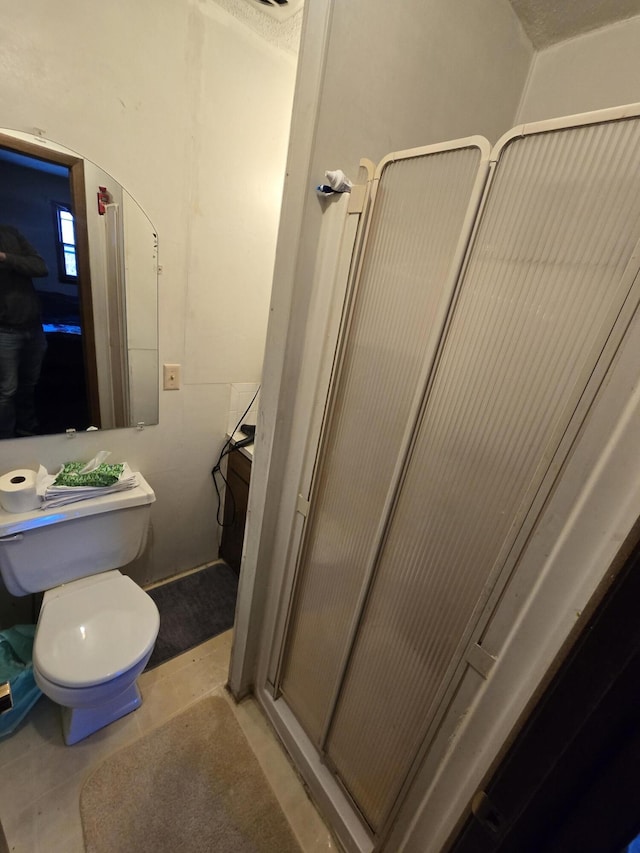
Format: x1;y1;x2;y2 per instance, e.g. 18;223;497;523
0;473;158;744
33;570;159;744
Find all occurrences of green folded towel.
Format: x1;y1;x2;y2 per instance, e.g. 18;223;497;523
53;461;125;488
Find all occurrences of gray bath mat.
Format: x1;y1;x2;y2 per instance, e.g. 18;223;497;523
80;695;302;853
145;560;238;669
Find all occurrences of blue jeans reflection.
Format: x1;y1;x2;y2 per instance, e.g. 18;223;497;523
0;327;47;438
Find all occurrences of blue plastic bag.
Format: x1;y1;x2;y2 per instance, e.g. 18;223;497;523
0;625;41;737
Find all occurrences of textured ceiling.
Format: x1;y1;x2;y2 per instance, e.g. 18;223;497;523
510;0;640;48
213;0;640;55
209;0;302;54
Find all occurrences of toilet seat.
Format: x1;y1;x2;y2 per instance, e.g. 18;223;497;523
34;571;159;689
34;652;152;708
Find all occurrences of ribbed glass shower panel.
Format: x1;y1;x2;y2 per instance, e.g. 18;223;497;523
326;117;640;830
279;145;486;743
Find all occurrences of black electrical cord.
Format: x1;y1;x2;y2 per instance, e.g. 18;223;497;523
211;385;260;527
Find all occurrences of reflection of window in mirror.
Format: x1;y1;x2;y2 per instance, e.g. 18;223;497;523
52;202;78;282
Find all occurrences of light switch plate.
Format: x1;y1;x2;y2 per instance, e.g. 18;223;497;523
163;363;181;390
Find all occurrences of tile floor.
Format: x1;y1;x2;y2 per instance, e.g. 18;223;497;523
0;630;337;852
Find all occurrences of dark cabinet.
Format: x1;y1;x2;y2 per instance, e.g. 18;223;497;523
220;448;252;573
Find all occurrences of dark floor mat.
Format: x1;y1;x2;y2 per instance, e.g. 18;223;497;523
145;561;238;670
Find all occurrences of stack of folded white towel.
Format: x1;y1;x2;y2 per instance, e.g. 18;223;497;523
37;452;138;510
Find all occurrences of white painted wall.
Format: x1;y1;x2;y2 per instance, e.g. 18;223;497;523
185;1;297;384
518;14;640;122
0;0;296;623
316;0;533;176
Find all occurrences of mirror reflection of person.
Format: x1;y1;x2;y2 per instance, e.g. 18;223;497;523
0;225;48;438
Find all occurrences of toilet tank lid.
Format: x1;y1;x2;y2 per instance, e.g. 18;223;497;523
0;473;155;537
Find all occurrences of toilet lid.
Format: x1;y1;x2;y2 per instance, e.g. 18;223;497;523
34;573;160;688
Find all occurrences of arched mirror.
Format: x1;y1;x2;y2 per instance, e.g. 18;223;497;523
0;129;158;438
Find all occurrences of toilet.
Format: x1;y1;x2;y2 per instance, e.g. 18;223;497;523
0;474;159;745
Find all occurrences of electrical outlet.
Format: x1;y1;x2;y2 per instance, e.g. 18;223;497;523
163;363;181;390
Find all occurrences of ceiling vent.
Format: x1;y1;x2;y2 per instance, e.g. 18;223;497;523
247;0;303;21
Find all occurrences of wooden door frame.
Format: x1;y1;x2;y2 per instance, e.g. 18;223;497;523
0;132;101;428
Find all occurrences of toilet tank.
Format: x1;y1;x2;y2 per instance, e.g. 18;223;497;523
0;474;155;596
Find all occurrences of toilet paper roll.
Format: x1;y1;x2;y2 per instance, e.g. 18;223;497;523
0;469;40;513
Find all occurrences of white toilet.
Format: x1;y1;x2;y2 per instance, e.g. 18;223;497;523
0;474;159;744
